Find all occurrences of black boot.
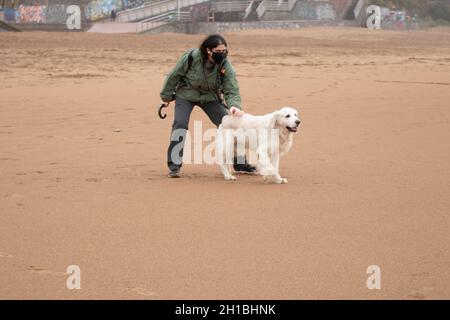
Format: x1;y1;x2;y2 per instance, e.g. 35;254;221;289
168;167;181;178
233;156;257;174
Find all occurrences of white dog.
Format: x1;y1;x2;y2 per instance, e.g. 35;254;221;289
216;107;300;184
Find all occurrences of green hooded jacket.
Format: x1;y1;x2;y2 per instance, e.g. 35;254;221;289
160;48;242;110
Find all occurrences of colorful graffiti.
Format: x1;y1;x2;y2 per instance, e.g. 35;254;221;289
4;7;17;22
123;0;144;10
18;5;45;23
379;7;419;30
3;4;85;24
84;0;123;21
364;5;420;30
2;1;125;24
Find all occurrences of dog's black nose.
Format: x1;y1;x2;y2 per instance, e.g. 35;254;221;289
295;120;301;125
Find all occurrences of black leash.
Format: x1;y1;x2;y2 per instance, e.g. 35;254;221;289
158;103;168;119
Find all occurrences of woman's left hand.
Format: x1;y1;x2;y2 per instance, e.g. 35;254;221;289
230;106;244;117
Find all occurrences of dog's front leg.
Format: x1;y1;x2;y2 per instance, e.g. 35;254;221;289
221;164;236;181
257;144;280;184
216;127;236;181
269;151;287;184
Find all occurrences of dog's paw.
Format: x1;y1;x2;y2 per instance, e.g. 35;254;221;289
225;175;237;181
263;175;287;184
273;177;286;184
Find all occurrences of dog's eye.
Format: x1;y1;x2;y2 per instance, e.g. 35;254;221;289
286;115;291;118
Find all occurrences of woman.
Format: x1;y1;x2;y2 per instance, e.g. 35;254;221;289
160;34;256;178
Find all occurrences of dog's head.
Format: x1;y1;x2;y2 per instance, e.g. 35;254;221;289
271;107;301;133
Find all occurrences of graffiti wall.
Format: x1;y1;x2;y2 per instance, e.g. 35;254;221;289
18;5;45;23
4;4;84;23
315;2;336;20
84;0;123;21
379;7;419;30
362;4;420;30
4;7;18;22
45;4;68;24
291;0;341;21
1;0;124;23
122;0;144;10
293;1;317;20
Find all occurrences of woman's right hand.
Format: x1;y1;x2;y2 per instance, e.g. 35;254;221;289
230;106;244;117
161;101;170;108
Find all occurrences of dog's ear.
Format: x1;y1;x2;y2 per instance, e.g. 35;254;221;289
269;111;282;129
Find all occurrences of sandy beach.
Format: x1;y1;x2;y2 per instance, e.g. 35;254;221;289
0;27;449;299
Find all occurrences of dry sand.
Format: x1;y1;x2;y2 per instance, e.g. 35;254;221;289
0;27;449;299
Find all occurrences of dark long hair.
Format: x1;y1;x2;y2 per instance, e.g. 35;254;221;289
199;34;227;62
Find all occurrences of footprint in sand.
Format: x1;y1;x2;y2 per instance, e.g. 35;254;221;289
407;291;427;300
26;265;65;276
0;253;65;276
125;287;156;297
0;252;13;259
313;182;342;186
406;272;434;299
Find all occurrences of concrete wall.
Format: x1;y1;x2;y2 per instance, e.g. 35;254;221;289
142;21;194;34
196;19;359;33
143;19;359;34
258;0;353;21
1;0;358;32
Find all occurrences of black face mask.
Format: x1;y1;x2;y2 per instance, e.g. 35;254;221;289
211;51;227;64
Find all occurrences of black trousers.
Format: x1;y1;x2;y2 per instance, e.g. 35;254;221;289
167;95;229;170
